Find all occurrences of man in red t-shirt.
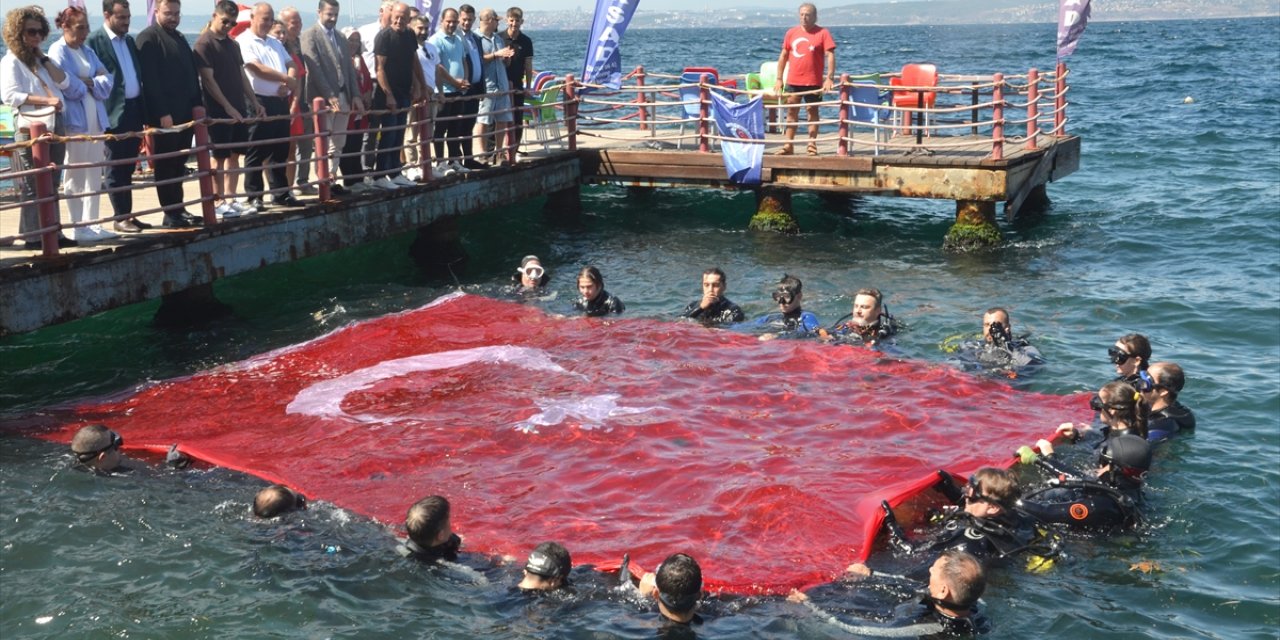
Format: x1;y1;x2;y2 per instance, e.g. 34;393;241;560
773;3;836;155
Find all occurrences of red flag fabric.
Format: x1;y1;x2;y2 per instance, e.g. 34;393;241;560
15;294;1085;594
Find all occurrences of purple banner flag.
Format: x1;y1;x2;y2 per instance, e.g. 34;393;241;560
580;0;639;92
146;0;155;24
1057;0;1092;59
417;0;442;35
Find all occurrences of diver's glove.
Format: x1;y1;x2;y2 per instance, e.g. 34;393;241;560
1016;445;1039;465
165;444;191;469
933;469;964;503
879;500;915;555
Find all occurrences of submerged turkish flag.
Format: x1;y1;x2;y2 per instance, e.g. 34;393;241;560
13;294;1085;594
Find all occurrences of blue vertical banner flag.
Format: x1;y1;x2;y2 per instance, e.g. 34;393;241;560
709;92;764;185
1057;0;1092;59
417;0;442;35
580;0;638;92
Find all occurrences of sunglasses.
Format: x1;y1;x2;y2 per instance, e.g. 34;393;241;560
520;265;544;280
76;431;124;461
1107;346;1132;365
219;17;236;26
25;28;49;37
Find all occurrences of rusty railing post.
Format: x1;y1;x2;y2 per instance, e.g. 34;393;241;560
29;122;59;256
1026;67;1039;151
635;65;648;132
564;74;578;151
991;73;1004;161
1055;60;1067;135
698;73;710;153
416;99;433;181
837;73;850;157
311;97;332;200
191;106;217;225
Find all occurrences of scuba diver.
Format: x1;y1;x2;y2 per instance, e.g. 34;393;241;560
398;495;463;562
753;274;821;339
517;541;573;591
1108;333;1152;385
69;424;129;474
792;550;992;636
943;307;1045;378
681;267;745;325
823;287;900;347
1143;361;1196;442
573;266;625;317
875;467;1046;577
1016;433;1151;531
1059;380;1150;447
638;553;705;626
509;255;551;294
253;484;308;518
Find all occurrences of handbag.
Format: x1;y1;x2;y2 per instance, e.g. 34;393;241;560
15;62;59;131
17;105;57;131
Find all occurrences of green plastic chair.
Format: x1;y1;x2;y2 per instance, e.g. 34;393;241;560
523;82;563;152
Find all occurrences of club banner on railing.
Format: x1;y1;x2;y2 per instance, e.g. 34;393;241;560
579;0;638;92
1057;0;1092;59
710;92;764;185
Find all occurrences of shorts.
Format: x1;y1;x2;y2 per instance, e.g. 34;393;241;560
209;120;248;159
477;92;513;125
785;84;823;103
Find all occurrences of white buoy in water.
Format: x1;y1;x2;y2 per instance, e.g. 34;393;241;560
1183;96;1195;104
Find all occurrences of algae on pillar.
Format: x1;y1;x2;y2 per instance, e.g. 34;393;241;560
943;200;1003;252
750;186;799;234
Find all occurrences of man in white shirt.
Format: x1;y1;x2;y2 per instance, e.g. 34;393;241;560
237;2;299;208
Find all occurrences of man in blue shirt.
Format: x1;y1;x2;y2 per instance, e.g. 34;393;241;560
428;8;471;173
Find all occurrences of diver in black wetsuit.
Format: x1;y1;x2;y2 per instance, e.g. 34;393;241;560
69;424;129;474
875;467;1043;577
253;484;308;518
517;541;573;591
638;553;704;626
681;267;744;325
509;255;551;295
1017;434;1151;531
1143;362;1196;442
950;307;1045;375
398;495;463;562
1058;380;1151;447
824;287;899;347
795;549;992;636
574;266;625;317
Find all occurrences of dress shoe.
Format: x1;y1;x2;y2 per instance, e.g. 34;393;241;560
131;218;154;229
162;214;191;228
273;193;302;207
22;235;79;250
462;159;488;171
247;197;266;211
114;220;143;233
179;211;204;226
329;184;349;196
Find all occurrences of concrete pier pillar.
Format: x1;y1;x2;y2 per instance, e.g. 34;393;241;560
749;185;799;234
409;216;469;278
544;185;582;221
154;283;231;327
943;200;1003;252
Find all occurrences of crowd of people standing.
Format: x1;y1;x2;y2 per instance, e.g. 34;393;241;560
2;0;536;248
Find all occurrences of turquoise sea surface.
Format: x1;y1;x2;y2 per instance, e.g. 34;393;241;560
2;17;1279;639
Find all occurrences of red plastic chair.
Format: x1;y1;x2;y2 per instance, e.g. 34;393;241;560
891;63;938;139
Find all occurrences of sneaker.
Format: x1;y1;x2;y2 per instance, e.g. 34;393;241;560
403;167;422;181
91;225;119;240
449;160;471;174
374;176;400;190
391;175;416;188
349;181;373;194
215;202;238;219
432;166;449;179
230;200;257;216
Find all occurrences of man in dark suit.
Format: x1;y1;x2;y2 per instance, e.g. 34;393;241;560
300;0;362;194
86;0;152;232
136;0;204;227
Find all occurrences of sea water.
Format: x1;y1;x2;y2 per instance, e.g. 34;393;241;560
1;18;1278;639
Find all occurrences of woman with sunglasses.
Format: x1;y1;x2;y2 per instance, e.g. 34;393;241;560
1109;333;1151;384
50;4;118;242
2;6;76;249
